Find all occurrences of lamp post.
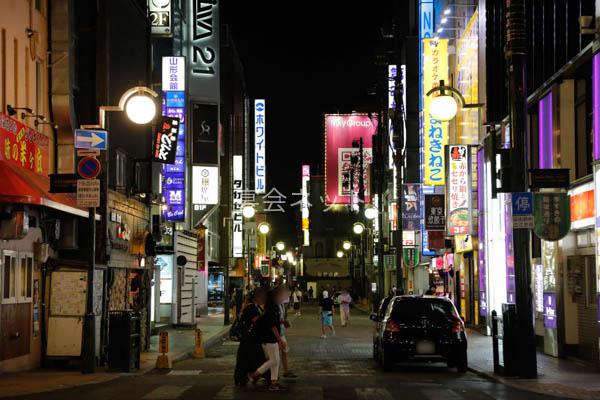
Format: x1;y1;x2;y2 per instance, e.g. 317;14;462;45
352;222;366;298
81;86;158;374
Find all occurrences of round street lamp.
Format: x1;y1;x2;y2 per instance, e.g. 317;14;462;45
342;240;352;250
426;79;484;122
353;222;365;235
276;241;285;251
117;86;158;125
285;251;294;262
364;207;377;220
336;250;344;258
242;204;256;219
258;222;270;235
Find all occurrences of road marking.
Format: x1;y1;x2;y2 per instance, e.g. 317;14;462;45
167;370;203;375
421;388;464;400
355;388;393;400
142;385;192;399
213;385;235;399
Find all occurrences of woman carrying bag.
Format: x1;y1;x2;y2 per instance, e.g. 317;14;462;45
234;288;267;386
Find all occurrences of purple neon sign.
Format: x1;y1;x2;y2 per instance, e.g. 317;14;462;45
161;93;186;221
538;92;553;168
477;149;486;316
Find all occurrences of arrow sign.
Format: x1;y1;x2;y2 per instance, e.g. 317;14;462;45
75;129;108;150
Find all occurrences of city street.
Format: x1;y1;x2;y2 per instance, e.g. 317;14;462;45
6;307;553;400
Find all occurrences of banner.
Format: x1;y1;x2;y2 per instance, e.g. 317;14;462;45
152;116;180;164
191;103;219;165
0;112;49;175
423;38;449;185
425;194;445;230
446;145;472;235
402;184;421;230
324;114;377;205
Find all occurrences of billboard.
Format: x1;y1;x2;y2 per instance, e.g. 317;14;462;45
161;91;186;221
446;145;472;235
255;99;266;193
191;103;219;165
324;114;378;205
192;166;219;205
423;38;449;185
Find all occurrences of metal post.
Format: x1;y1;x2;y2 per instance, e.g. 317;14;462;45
82;207;96;373
505;0;537;378
393;59;405;294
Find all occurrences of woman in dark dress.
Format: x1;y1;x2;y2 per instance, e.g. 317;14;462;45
234;288;266;386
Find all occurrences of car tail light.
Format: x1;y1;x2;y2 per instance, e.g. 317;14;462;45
385;319;400;333
451;316;464;333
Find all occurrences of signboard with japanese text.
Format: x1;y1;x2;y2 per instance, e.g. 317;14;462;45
197;227;206;272
324;114;377;205
511;192;534;229
162;56;185;91
152;116;180;164
255;99;266;193
232;155;243;257
533;193;570;241
161;91;186;221
425;194;445;230
402;184;421;230
0;112;49;175
403;247;420;268
543;293;557;329
191;103;219;165
423;39;449;185
149;0;172;36
192;166;218;205
301;165;310;246
446;145;472;235
76;179;100;208
455;11;479;145
402;230;416;246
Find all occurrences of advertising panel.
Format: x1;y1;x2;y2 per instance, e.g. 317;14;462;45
255;99;266;193
533;193;571;241
192;166;219;205
424;194;445;230
301;165;310;246
569;182;594;229
191;103;219;165
161;93;186;221
149;0;172;36
232;155;243;257
152;116;180;164
455;11;479;145
324;114;377;205
423;38;449;185
446;145;472;235
402;184;421;230
0;112;49;175
162;56;185;91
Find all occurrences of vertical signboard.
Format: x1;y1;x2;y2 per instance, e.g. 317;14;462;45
324;114;378;205
152;116;180;164
149;0;172;36
255;99;266;193
446;145;472;235
232;155;243;257
595;164;600;345
301;165;310;246
402;184;421;230
423;39;449;185
191;165;219;204
191;103;219;165
424;194;445;230
162;56;185;91
161;92;186;221
187;0;219;100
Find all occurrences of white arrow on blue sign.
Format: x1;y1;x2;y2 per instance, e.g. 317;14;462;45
74;129;108;150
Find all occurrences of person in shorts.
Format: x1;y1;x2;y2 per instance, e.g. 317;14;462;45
292;287;302;316
318;290;335;338
277;285;297;378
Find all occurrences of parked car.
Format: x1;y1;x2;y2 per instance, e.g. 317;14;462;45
370;295;468;372
371;296;394;361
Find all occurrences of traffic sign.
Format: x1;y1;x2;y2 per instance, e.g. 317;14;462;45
75;129;108;150
77;179;100;208
77;149;101;157
77;157;101;179
512;192;534;229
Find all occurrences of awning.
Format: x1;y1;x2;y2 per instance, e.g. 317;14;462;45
0;161;91;219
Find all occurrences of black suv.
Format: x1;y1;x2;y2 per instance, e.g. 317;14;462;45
370;295;468;372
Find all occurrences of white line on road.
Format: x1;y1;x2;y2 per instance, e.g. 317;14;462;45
421;388;464;400
142;385;192;399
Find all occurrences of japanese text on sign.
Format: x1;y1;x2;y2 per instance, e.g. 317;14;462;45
255;99;266;194
232;155;243;257
446;145;471;235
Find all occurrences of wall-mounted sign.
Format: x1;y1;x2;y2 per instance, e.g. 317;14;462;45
255;99;266;193
197;227;206;272
403;247;420;268
191;103;219;165
533;193;570;241
402;184;421;230
425;194;445;230
511;192;534;229
152;116;180;164
192;166;218;205
569;183;594;229
301;165;310;246
149;0;172;36
454;235;473;253
162;57;185;92
187;0;219;101
161;92;186;221
232;155;243;257
446;145;472;235
543;293;557;329
402;230;416;246
530;168;570;189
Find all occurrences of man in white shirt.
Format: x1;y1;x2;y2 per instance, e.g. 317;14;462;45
292;287;302;316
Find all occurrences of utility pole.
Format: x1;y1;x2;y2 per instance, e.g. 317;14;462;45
393;56;405;295
505;0;537;378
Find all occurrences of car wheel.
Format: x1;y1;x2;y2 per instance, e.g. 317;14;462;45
456;348;468;373
381;347;393;371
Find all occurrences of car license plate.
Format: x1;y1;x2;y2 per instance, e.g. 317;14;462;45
416;340;436;354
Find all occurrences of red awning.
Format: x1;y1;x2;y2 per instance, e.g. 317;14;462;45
0;161;91;218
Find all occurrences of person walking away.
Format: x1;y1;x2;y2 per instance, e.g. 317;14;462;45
277;285;297;378
249;287;287;391
338;288;352;327
234;288;267;386
308;287;314;302
318;290;335;338
292;287;302;316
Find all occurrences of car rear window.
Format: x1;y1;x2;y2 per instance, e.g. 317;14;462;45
390;297;455;322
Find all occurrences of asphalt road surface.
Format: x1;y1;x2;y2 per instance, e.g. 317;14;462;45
7;305;556;400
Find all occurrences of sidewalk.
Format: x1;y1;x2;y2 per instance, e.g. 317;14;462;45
0;313;229;398
468;329;600;399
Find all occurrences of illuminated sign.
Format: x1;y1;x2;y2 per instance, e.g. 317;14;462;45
192;166;219;205
187;0;219;100
455;11;479;144
232;155;243;257
149;0;172;36
446;145;472;235
569;182;594;229
162;56;185;92
161;92;186;221
152;116;180;164
0;112;48;175
423;38;449;185
255;99;266;193
301;165;310;246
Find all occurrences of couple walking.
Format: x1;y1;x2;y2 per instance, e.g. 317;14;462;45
318;288;352;338
234;285;297;391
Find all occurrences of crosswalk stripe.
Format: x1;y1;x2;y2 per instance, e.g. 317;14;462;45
142;385;192;399
355;388;394;400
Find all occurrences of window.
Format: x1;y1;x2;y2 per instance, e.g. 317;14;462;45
1;251;33;304
115;150;127;190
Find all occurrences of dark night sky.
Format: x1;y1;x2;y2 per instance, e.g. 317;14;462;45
225;2;388;245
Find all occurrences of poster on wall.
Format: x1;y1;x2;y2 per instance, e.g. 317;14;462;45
533;193;570;241
191;103;219;165
324;114;377;205
446;145;472;235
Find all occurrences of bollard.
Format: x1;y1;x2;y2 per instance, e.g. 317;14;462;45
155;331;172;369
193;329;205;359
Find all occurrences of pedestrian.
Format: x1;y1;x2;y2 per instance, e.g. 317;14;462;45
318;290;335;338
292;286;302;316
308;287;314;301
337;288;352;327
249;287;287;391
277;285;298;378
234;288;267;386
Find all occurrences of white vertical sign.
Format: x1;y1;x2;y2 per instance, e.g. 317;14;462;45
255;99;266;193
149;0;172;36
162;56;185;92
301;165;310;246
233;155;243;257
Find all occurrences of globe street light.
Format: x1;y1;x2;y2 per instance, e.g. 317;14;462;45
364;207;377;220
242;204;256;219
353;222;365;235
343;240;352;250
286;251;294;262
276;241;285;251
426;79;483;122
117;86;158;124
258;222;270;235
337;250;344;258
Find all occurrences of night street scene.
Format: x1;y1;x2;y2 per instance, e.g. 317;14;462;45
4;0;600;399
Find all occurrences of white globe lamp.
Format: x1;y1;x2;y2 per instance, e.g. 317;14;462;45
430;94;458;122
